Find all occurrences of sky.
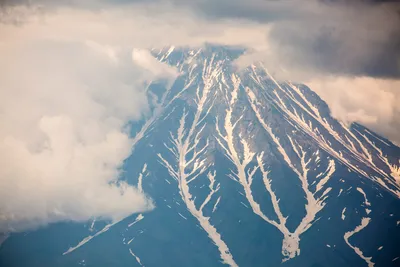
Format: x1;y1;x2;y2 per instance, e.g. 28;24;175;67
0;0;399;233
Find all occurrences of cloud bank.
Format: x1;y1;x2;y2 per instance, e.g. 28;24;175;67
0;0;399;232
307;77;400;145
0;25;183;232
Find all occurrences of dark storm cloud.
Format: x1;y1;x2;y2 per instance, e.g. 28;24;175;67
265;1;400;79
183;0;400;79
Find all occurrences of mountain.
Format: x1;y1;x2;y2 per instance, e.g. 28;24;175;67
1;45;400;267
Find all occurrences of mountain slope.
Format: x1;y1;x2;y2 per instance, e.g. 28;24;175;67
1;45;400;267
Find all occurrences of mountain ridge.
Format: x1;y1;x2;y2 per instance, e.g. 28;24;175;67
1;45;400;267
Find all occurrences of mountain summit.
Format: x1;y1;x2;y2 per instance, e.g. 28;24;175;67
1;45;400;267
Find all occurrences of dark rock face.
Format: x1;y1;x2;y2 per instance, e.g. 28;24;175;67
1;45;400;267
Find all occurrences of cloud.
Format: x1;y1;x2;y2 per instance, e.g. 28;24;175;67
224;0;400;79
34;0;396;81
132;48;179;87
0;21;184;232
306;77;400;145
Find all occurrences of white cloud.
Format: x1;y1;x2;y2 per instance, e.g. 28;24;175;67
307;77;400;145
132;48;179;87
0;17;181;232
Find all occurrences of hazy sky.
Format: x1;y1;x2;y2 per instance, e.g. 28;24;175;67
0;0;399;233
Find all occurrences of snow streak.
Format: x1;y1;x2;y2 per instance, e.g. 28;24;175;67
247;65;400;198
344;188;374;267
158;55;238;267
63;220;120;255
129;248;144;266
216;74;335;261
